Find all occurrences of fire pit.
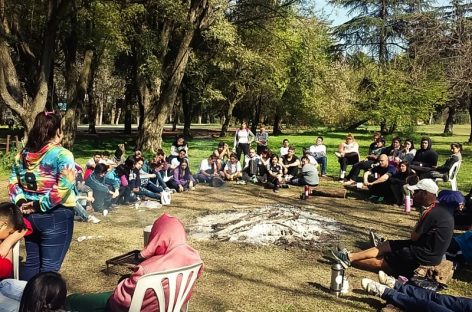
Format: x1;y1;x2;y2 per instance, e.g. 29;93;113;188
189;204;342;249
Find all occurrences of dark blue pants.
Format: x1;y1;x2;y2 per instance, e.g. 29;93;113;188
383;283;472;312
21;207;74;281
315;156;327;175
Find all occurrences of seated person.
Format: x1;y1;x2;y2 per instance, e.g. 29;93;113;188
74;165;100;224
213;142;231;167
308;136;327;177
447;230;472;265
410;137;438;174
194;154;221;184
343;138;386;185
384;137;402;165
169;135;189;162
361;272;472;312
112;144;126;165
389;161;417;206
290;156;319;187
170;149;189;170
397;139;416;164
420;143;462;180
149;149;172;190
65;213;203;312
258;148;272;179
335;133;360;181
329;187;453;278
0;271;67;312
242;148;262;183
169;159;195;192
0;203;32;280
281;147;300;180
220;153;242;181
83;152;102;181
267;155;284;192
129;157;163;201
362;154;396;202
85;163;118;216
403;179;439;212
279;139;289;157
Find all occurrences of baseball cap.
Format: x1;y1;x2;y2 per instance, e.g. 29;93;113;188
406;179;438;195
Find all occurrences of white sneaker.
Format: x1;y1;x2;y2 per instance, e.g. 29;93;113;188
335;152;342;158
102;209;109;217
87;215;101;224
361;278;387;297
378;270;396;288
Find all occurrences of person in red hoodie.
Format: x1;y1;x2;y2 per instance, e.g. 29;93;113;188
65;213;203;311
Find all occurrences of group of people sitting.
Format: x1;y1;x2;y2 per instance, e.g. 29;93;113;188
329;185;472;311
336;132;462;209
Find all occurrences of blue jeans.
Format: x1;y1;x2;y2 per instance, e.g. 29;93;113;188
0;279;27;312
136;182;162;200
315;156;327;175
383;282;472;312
21;207;74;281
74;202;89;221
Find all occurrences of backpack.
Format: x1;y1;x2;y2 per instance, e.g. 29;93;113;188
210;176;225;187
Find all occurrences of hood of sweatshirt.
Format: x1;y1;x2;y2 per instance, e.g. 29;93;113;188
21;143;60;170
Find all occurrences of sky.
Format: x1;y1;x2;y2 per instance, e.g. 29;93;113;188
314;0;451;26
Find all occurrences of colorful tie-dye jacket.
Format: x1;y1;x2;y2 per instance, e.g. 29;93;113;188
8;143;77;212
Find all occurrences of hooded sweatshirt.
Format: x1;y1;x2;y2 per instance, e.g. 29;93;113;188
412;137;438;168
8;143;77;212
108;214;203;312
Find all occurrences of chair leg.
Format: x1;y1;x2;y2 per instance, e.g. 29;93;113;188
451;180;458;191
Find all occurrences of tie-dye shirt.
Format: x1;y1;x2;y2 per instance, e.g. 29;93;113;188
8;143;77;212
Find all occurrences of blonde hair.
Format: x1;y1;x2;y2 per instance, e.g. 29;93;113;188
346;133;354;141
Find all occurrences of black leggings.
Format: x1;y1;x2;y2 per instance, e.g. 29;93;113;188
338;152;359;171
236;143;250;161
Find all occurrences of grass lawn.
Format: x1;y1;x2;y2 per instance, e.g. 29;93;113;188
1;123;471;311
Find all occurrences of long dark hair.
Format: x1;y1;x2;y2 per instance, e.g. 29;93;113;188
24;112;62;152
0;202;26;232
19;272;67;312
178;159;191;180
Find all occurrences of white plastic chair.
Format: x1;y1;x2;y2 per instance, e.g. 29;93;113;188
128;262;203;312
435;161;461;191
12;241;20;279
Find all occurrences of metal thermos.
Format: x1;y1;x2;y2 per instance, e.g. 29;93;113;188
330;263;345;296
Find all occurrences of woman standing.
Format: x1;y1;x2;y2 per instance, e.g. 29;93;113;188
233;122;255;161
8;112;77;281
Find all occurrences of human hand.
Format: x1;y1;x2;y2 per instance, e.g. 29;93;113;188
0;244;11;258
112;190;119;199
179;185;184;192
20;202;36;215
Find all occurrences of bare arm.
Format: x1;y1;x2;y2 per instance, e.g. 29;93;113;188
0;229;27;258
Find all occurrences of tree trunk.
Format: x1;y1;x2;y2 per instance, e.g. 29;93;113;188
63;49;94;148
87;61;98;134
273;109;282;135
182;85;192;137
252;94;262;133
123;82;135;134
468;95;472;143
443;105;455;135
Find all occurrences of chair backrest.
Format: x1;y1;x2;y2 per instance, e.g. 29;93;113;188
128;262;203;312
12;241;20;279
448;161;461;181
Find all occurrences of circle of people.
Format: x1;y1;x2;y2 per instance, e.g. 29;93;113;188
1;114;471;312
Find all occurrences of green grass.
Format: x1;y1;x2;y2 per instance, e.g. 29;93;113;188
1;123;471;311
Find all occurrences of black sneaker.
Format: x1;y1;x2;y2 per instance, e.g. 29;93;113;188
369;229;385;247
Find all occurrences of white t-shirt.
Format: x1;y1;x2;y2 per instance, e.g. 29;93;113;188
199;159;212;172
309;144;326;155
280;147;289;156
225;160;242;174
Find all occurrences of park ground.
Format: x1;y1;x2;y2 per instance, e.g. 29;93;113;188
1;124;471;311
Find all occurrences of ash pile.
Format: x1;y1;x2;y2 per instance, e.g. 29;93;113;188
189;204;341;250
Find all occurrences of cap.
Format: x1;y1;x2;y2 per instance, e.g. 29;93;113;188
438;190;465;208
406;179;438;195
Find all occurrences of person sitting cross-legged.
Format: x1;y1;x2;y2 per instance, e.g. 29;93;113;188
242;148;262;183
281;146;300;181
363;154;397;203
361;271;472;312
85;163;118;217
220;153;243;181
194;154;221;184
329;187;453;278
289;156;319;187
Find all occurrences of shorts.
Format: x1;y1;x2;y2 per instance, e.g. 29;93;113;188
0;257;13;279
384;240;420;278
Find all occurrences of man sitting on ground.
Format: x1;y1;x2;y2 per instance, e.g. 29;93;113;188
363;154;396;202
329;187;453;278
343;138;386;185
281;147;300;181
242;148;261;183
194;154;220;184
